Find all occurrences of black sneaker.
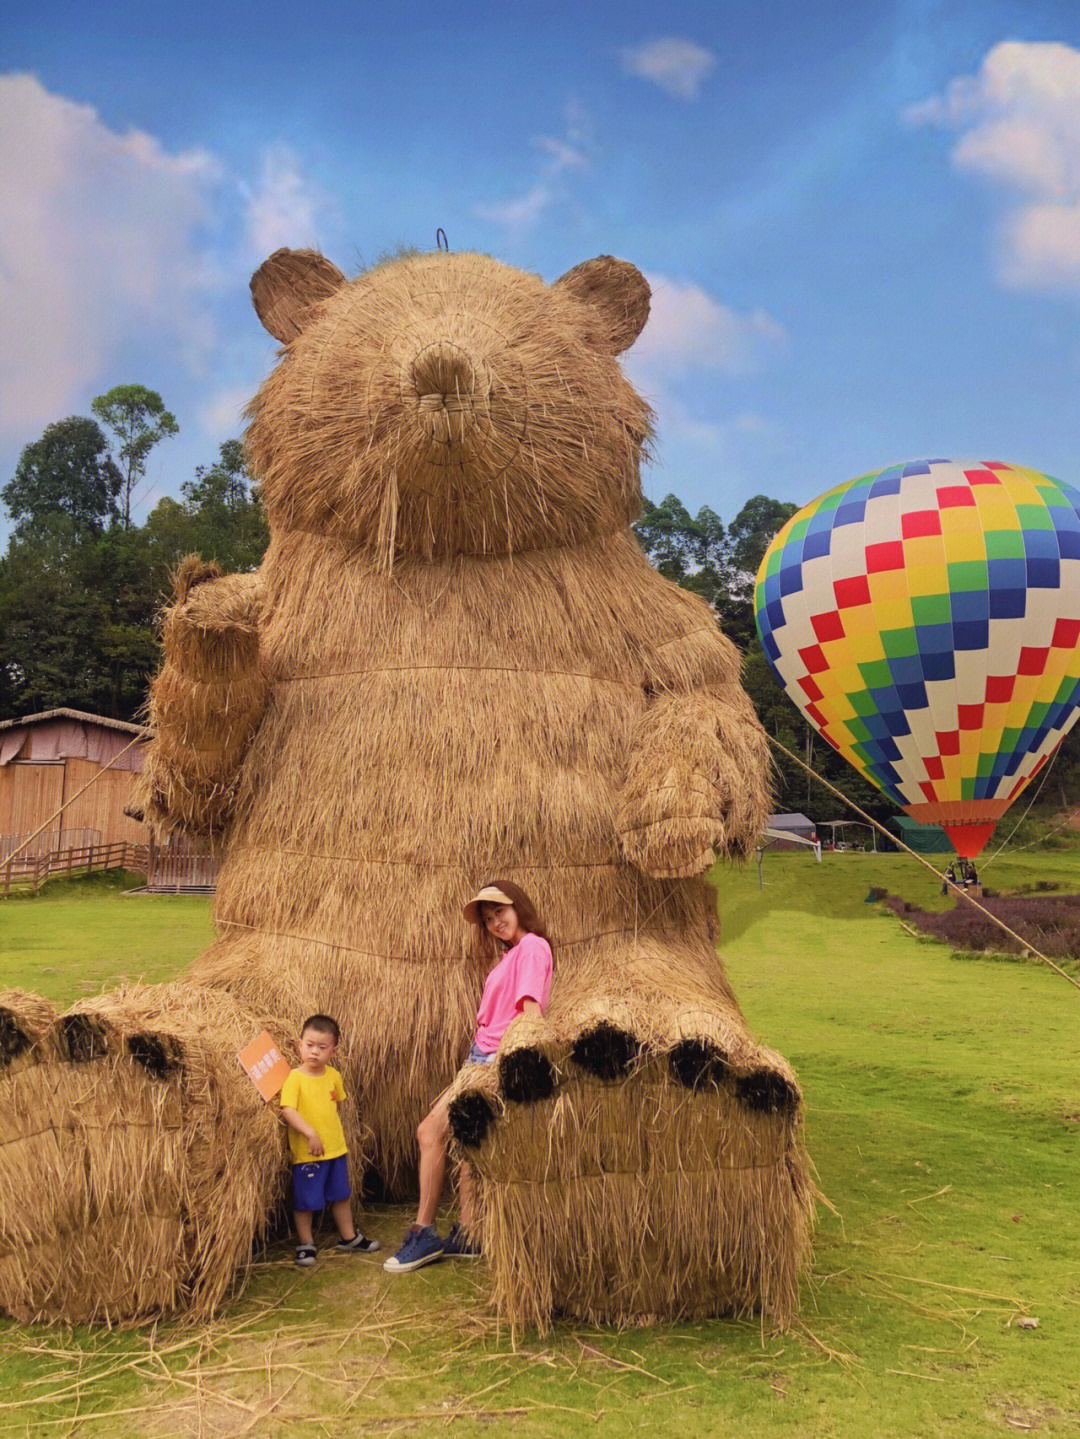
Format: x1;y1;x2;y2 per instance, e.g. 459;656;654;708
442;1222;481;1259
295;1244;317;1267
335;1233;381;1253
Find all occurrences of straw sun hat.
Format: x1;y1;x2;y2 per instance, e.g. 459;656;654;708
463;884;516;924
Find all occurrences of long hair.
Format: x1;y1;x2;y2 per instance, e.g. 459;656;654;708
473;879;553;966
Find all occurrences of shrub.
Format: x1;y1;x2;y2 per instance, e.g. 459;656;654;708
882;891;1080;960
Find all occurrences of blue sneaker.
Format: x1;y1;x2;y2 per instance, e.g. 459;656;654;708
382;1224;444;1273
442;1222;481;1259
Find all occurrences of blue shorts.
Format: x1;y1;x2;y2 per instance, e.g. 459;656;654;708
292;1154;350;1211
467;1043;496;1066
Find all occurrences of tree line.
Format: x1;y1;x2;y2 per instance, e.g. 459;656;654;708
5;397;1074;830
0;389;266;722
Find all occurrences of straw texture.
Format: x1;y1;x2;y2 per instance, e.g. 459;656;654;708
0;984;291;1324
0;248;809;1327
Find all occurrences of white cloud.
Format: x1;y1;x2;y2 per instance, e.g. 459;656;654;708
906;42;1080;294
532;135;589;170
628;274;787;380
243;141;334;257
0;73;223;439
619;37;717;101
624;278;786;461
0;74;345;453
475;101;594;234
474;182;553;231
642;393;784;462
198;385;253;437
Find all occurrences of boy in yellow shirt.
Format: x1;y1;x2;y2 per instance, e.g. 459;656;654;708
279;1015;379;1266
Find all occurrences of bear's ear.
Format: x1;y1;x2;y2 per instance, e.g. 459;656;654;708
250;248;347;343
554;256;650;354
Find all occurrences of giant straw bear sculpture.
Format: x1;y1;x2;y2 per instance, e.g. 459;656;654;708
0;249;811;1327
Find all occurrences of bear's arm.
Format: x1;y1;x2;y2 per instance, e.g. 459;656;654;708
617;599;772;878
132;558;270;839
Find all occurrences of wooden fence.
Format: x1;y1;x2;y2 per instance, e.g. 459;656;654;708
1;840;149;896
144;845;221;892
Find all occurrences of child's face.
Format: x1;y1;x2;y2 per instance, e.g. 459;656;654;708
299;1027;337;1070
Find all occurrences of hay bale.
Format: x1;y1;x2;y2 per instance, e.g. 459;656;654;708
0;247;809;1328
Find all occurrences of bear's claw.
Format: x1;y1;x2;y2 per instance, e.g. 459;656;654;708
570;1021;640;1080
128;1032;185;1080
669;1036;730;1090
448;1088;496;1147
736;1069;800;1115
0;1011;32;1065
497;1046;555;1103
58;1012;110;1063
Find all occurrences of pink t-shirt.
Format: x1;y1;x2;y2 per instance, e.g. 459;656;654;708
473;932;553;1054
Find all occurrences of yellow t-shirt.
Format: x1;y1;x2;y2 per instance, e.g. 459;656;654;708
279;1066;348;1164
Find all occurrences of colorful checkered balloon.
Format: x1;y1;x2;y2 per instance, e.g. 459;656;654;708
755;460;1080;857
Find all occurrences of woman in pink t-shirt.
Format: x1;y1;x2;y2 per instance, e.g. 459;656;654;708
384;881;553;1273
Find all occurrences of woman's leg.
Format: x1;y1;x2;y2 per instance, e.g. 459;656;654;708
416;1094;451;1228
457;1161;476;1231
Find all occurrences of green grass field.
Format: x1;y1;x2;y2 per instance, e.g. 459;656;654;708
1;853;1078;1437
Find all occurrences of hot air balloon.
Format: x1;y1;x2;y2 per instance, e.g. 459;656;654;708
755;460;1080;858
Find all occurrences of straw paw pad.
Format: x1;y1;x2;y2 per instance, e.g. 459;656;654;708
448;1001;810;1329
0;992;56;1068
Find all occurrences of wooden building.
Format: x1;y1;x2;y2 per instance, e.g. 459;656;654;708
0;709;224;892
0;708;148;855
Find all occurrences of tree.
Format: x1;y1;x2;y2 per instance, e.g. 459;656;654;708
634;492;796;650
181;439;269;573
724;495;800;648
727;494;799;580
2;417;121;537
0;516;110;718
91;385;179;527
633;495;731;609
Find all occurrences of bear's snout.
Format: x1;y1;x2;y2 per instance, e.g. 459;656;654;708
408;340;486;448
411;340;476;402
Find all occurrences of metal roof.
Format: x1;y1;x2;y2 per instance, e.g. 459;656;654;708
0;708;147;737
766;812;815;830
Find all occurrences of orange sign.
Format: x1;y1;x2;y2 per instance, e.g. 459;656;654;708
238;1031;291;1101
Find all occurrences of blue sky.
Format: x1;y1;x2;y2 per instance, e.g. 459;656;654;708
3;0;1079;538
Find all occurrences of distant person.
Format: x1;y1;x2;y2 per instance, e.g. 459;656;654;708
942;862;957;895
279;1015;380;1266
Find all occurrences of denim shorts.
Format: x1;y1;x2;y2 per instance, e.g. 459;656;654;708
292;1153;350;1211
467;1042;496;1066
